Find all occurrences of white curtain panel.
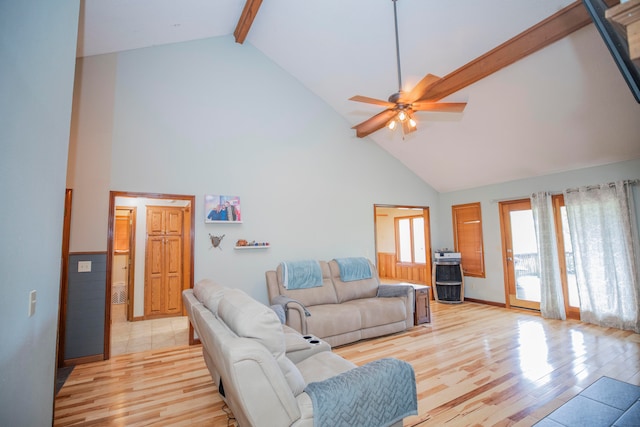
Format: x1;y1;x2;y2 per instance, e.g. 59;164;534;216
531;191;566;320
564;181;640;333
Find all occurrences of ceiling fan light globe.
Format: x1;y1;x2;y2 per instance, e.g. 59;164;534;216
388;120;397;130
398;111;406;121
409;118;416;128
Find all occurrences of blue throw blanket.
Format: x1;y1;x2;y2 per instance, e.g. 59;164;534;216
281;260;323;290
305;358;417;427
334;257;372;282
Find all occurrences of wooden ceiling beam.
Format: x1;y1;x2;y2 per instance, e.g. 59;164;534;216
234;0;263;44
418;0;620;102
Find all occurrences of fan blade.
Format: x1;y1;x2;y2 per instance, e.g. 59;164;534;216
402;74;442;103
352;109;398;138
411;102;467;113
349;95;396;108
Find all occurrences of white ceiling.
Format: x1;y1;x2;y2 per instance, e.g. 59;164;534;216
77;0;640;192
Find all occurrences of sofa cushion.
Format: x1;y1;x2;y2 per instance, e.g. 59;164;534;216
275;261;338;306
328;259;379;303
306;304;362;338
194;278;228;313
342;297;408;328
218;289;284;355
218;289;306;396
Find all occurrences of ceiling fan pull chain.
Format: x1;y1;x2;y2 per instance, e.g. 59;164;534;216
392;0;402;92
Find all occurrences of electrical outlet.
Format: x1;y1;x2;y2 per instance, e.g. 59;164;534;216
78;260;92;272
28;290;36;317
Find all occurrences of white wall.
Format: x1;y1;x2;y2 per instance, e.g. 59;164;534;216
0;0;79;424
68;36;439;304
67;53;117;251
436;159;640;304
376;212;396;253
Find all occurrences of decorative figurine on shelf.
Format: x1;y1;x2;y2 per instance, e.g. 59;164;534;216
209;234;225;250
235;239;269;247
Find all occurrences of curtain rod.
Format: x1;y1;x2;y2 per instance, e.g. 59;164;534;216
491;180;639;203
565;179;639;193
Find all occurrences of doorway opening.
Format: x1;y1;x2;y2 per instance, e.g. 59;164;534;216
106;191;195;358
374;204;432;285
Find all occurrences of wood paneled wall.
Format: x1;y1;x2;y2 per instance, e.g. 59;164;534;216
64;252;107;365
377;252;428;284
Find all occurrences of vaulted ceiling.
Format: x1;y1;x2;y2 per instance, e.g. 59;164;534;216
77;0;640;192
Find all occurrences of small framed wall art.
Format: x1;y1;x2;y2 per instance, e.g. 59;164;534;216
205;194;242;223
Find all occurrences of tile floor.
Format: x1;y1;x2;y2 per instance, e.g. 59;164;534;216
534;376;640;426
110;304;189;357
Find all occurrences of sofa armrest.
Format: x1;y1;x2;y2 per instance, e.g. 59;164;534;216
271;295;311;335
377;284;412;298
304;358;417;427
377;285;414;326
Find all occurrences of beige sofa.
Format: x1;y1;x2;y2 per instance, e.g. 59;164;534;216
265;259;414;347
183;279;417;427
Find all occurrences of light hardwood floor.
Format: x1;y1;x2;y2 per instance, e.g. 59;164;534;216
54;302;640;426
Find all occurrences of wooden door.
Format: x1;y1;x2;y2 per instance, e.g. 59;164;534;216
114;208;135;320
146;235;164;315
499;200;541;311
144;207;184;318
165;236;182;314
452;202;485;277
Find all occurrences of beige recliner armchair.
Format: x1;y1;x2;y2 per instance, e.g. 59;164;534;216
183;279;417;427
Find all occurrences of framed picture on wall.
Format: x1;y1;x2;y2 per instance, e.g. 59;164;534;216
205;194;242;223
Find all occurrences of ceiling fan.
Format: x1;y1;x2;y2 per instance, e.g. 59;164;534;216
350;0;467;138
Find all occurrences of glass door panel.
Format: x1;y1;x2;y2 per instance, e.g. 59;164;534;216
552;195;580;319
398;219;411;262
560;207;579;307
413;217;426;263
500;200;541;310
511;209;541;305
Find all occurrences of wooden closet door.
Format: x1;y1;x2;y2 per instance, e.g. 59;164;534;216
164;236;182;314
146;236;165;316
165;209;183;235
144;207;184;318
147;209;165;234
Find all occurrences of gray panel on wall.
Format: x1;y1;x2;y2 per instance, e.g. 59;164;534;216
65;253;106;360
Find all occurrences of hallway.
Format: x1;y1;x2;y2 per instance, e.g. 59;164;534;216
110;304;189;357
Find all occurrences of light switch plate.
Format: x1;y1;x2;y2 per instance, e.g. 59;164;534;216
28;290;36;317
78;260;92;272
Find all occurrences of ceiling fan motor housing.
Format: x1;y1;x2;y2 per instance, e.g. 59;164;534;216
388;91;402;103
